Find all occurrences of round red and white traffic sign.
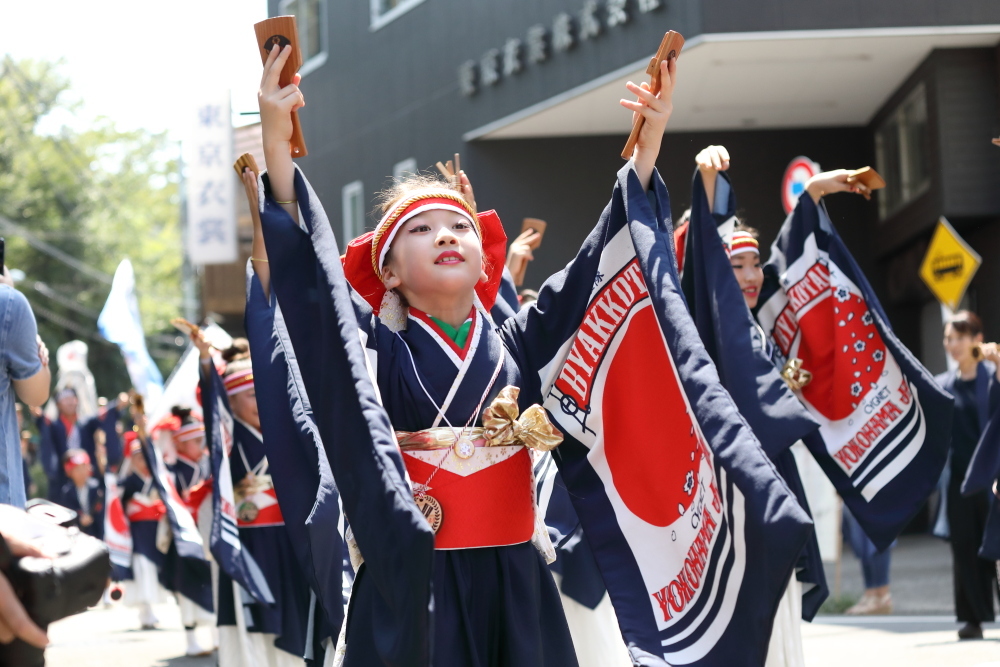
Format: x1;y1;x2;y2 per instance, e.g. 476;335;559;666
781;156;820;214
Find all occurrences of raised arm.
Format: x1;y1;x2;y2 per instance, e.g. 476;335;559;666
694;145;731;213
805;169;869;203
254;43;306;298
621;56;677;191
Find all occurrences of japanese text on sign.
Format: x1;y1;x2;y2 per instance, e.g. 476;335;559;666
186;93;236;265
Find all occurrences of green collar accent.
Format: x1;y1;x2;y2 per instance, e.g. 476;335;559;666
429;315;472;349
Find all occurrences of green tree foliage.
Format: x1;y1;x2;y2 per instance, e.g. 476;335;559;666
0;57;183;396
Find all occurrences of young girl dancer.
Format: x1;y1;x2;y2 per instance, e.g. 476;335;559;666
249;41;678;666
193;337;315;667
690;145;879;666
165;407;216;656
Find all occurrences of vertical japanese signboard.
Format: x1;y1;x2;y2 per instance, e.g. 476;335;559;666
186;93;236;265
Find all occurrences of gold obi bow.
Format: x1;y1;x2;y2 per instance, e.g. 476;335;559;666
781;358;813;391
482;386;563;452
395;386;563;453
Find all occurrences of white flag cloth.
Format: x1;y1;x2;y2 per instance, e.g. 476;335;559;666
97;259;163;406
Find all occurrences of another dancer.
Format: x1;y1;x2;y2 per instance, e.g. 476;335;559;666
53;449;105;540
935;310;1000;640
194;335;314;667
120;431;167;630
36;389;124;492
167;407;216;656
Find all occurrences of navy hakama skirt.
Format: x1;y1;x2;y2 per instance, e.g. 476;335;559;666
217;524;314;658
343;542;580;667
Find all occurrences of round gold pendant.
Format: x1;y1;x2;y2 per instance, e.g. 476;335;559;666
453;435;476;459
237;500;259;523
414;494;444;533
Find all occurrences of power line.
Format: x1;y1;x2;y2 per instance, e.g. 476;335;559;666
30;302;109;345
0;215;114;284
29;281;101;319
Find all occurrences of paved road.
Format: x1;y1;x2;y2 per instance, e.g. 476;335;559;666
45;601;214;667
826;533;961;614
39;534;999;667
42;604;1000;667
804;617;1000;667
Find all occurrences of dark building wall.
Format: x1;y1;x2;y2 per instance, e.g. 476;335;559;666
937;48;1000;220
267;1;998;362
702;0;1000;33
273;0;703;244
871;46;1000;359
871;47;999;254
466;127;875;293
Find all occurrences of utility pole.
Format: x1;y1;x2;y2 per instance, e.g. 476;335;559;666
178;146;200;323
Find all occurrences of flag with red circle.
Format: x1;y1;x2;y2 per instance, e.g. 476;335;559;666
103;472;133;580
541;166;812;667
756;194;953;549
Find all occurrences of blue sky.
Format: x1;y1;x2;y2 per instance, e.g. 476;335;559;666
2;0;268;140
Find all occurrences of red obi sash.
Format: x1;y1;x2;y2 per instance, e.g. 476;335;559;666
235;476;285;528
185;479;214;522
401;446;534;550
126;496;167;523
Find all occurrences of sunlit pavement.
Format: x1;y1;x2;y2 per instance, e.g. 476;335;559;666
804;617;1000;667
43;603;1000;667
45;601;214;667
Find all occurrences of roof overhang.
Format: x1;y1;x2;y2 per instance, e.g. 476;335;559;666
465;25;1000;140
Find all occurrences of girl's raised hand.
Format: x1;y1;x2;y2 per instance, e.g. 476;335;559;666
621;56;677;190
458;170;477;211
696;145;730;174
189;327;213;361
258;44;305;149
805;169;868;204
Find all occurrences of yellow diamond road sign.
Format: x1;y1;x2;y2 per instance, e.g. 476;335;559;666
919;217;981;311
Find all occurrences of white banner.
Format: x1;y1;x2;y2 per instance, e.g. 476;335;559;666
185;92;236;265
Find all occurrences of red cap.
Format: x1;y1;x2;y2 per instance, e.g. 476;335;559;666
64;450;91;471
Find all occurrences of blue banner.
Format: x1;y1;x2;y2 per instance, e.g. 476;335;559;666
756;193;953;550
200;367;275;606
540;165;812;666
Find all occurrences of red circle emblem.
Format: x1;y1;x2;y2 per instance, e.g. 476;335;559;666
602;306;702;527
797;287;887;421
108;497;129;534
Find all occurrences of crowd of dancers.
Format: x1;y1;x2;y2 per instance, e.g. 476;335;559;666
20;40;1000;667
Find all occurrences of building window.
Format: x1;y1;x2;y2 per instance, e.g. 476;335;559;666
278;0;327;75
342;181;365;242
371;0;427;31
393;157;418;180
875;83;931;220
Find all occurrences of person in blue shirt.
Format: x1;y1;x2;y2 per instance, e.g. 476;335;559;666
0;270;51;508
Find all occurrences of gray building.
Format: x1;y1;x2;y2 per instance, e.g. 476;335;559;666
269;0;1000;372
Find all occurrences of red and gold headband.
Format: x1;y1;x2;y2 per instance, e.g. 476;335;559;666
726;231;759;258
342;188;508;316
175;421;206;442
371;189;479;279
64;450;91;470
224;368;255;396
